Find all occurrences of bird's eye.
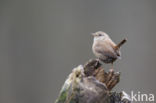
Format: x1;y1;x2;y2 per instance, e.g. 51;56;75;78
99;34;102;36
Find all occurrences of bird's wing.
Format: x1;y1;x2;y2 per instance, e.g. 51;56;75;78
105;38;121;57
105;38;116;49
95;41;118;59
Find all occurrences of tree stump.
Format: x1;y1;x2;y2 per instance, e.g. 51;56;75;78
55;59;131;103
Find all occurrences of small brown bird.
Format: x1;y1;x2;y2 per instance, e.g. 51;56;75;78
92;31;127;69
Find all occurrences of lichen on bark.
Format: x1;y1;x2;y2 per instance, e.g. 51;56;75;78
55;59;131;103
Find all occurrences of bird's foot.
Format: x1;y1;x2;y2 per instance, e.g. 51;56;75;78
95;58;100;67
109;68;114;73
110;63;114;71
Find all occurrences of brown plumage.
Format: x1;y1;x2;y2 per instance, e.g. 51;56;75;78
92;31;127;64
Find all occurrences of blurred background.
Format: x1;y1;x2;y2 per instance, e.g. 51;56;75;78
0;0;156;103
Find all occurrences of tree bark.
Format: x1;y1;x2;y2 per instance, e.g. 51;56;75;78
55;59;131;103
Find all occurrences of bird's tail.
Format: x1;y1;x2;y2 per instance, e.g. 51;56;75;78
115;38;127;49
